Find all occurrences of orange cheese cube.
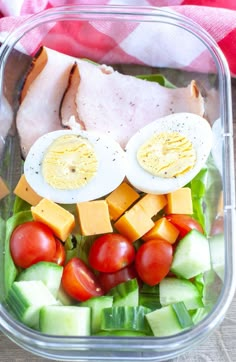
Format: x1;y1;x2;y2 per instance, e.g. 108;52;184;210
143;217;179;244
166;187;193;214
135;193;167;218
14;174;42;206
31;198;75;241
0;177;10;200
114;204;154;242
77;200;113;236
106;182;140;221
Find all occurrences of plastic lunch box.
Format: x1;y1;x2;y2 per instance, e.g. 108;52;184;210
0;5;235;361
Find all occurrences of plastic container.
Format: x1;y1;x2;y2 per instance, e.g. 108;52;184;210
0;5;235;361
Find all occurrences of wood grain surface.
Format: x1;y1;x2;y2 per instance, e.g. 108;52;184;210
0;80;235;362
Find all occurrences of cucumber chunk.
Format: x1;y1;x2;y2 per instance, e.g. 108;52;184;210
17;262;63;298
57;285;75;306
172;302;194;328
171;230;211;279
80;296;113;334
39;305;91;336
6;280;58;329
146;303;192;337
209;233;224;281
107;278;139;306
160;277;203;310
100;306;151;334
139;284;161;310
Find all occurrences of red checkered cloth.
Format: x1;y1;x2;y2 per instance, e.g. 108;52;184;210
0;1;236;76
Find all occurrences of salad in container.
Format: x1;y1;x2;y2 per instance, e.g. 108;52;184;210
0;5;235;362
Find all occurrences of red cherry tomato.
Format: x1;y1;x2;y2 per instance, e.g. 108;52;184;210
98;264;139;293
61;257;104;302
52;239;66;266
88;233;135;273
166;214;204;238
135;239;173;286
10;221;57;269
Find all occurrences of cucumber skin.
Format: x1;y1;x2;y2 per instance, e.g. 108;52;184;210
6;280;58;329
170;230;211;279
100;306;151;333
107;278;139;306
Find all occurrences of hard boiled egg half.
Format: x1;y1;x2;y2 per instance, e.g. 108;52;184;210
125;113;212;194
24;129;126;204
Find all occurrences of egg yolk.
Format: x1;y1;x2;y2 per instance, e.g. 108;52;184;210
137;132;196;178
42;134;98;189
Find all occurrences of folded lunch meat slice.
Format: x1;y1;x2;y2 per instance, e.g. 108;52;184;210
75;65;204;148
16;46;205;157
59;62;82;128
16;47;76;158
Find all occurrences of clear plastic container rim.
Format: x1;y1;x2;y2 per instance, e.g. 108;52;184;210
0;4;235;360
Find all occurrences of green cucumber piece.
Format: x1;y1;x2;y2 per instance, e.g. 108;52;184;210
209;233;224;281
57;285;75;306
80;296;113;334
139;284;161;310
146;303;192;337
107;278;139;306
172;302;194;328
17;262;63;298
171;230;211;279
39;305;91;336
6;280;58;329
160;277;203;310
100;306;151;334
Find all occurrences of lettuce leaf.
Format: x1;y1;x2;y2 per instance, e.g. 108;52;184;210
187;154;222;235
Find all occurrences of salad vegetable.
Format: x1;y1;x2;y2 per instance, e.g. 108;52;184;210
0;59;224;338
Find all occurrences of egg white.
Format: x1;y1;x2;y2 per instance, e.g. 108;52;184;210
24;129;126;204
125;112;213;194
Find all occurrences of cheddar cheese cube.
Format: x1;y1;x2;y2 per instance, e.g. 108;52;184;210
0;176;9;200
14;174;42;206
114;204;154;242
31;198;75;241
106;182;140;221
135;193;167;218
77;200;113;236
142;217;179;244
165;187;193;214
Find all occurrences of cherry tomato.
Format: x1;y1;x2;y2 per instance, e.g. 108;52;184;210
98;264;139;293
52;239;66;266
10;221;57;269
88;233;135;273
61;257;104;302
166;214;204;238
135;239;173;286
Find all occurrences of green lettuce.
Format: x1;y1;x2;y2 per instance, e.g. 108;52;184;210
187;154;222;236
